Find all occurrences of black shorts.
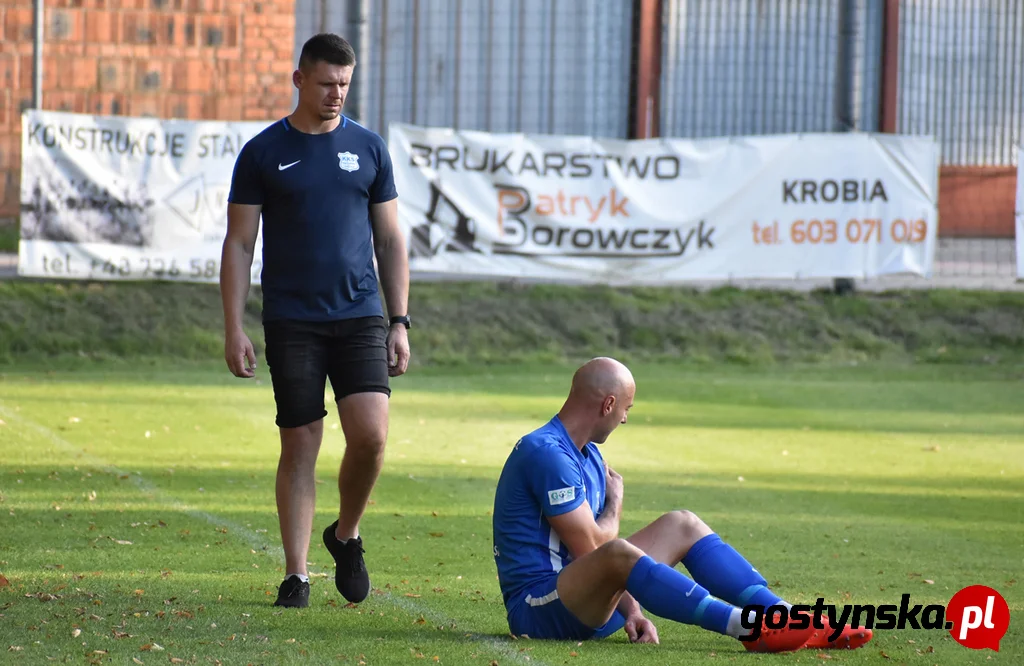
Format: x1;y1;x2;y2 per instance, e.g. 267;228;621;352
263;316;391;429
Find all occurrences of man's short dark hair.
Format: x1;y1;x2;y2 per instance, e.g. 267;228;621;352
299;33;356;70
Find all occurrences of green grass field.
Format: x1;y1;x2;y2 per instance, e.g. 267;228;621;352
1;362;1021;665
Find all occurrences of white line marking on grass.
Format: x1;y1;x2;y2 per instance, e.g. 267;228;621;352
0;404;282;557
0;404;547;665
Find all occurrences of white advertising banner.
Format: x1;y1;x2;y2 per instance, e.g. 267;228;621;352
1017;146;1024;280
18;109;268;283
391;123;940;284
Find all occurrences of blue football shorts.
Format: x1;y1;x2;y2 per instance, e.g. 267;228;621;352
506;575;626;641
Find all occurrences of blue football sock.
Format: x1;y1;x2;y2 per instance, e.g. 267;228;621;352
681;534;787;609
625;555;736;635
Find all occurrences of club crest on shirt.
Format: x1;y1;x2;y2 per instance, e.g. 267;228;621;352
337;151;360;172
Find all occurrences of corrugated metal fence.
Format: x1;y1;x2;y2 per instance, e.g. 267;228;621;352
296;0;634;140
294;0;1022;166
370;0;633;139
659;0;883;138
897;0;1024;166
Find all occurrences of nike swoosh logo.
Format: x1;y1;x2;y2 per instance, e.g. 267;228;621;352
685;583;698;597
278;160;300;171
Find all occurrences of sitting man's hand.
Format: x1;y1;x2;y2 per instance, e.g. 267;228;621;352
625;613;659;644
605;464;623;503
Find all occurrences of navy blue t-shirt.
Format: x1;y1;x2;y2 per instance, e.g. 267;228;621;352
227;116;398;322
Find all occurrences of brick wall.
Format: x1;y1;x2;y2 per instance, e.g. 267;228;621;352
0;0;296;221
938;167;1018;238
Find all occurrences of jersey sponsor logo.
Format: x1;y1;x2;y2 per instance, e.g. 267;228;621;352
338;151;360;172
278;160;300;171
548;486;576;506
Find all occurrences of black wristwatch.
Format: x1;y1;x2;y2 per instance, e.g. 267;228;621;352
389;315;411;329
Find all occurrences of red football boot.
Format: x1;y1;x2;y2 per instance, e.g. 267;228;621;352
804;618;873;650
741;619;817;653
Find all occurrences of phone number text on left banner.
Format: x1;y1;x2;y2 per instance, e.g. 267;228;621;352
17;240;264;284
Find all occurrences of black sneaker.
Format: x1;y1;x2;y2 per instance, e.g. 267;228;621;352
322;520;370;603
273;575;309;608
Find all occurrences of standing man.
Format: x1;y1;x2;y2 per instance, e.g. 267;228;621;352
220;33;411;609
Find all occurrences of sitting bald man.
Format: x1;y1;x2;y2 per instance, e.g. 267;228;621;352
491;357;872;652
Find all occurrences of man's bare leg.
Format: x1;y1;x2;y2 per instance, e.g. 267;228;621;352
276;420;324;576
555;537;745;638
628;509;786;612
626;510;713;564
554;535;816;652
625;510;872;651
633;510;791;610
553;512;726;631
556;539;643;628
322;391;388;604
334;392;389;540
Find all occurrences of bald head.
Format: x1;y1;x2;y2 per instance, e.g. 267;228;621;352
569;357;635;403
558;357;636;446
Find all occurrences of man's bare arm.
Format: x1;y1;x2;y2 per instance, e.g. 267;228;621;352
547;461;624;558
547;495;623;559
220;203;260;377
369;198;408;318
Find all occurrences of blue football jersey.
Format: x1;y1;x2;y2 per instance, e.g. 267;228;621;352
492;416;608;606
227;115;398;323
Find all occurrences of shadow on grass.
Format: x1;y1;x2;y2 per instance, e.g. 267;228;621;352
5;465;1022;541
5;363;1024;427
6;393;1024;442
